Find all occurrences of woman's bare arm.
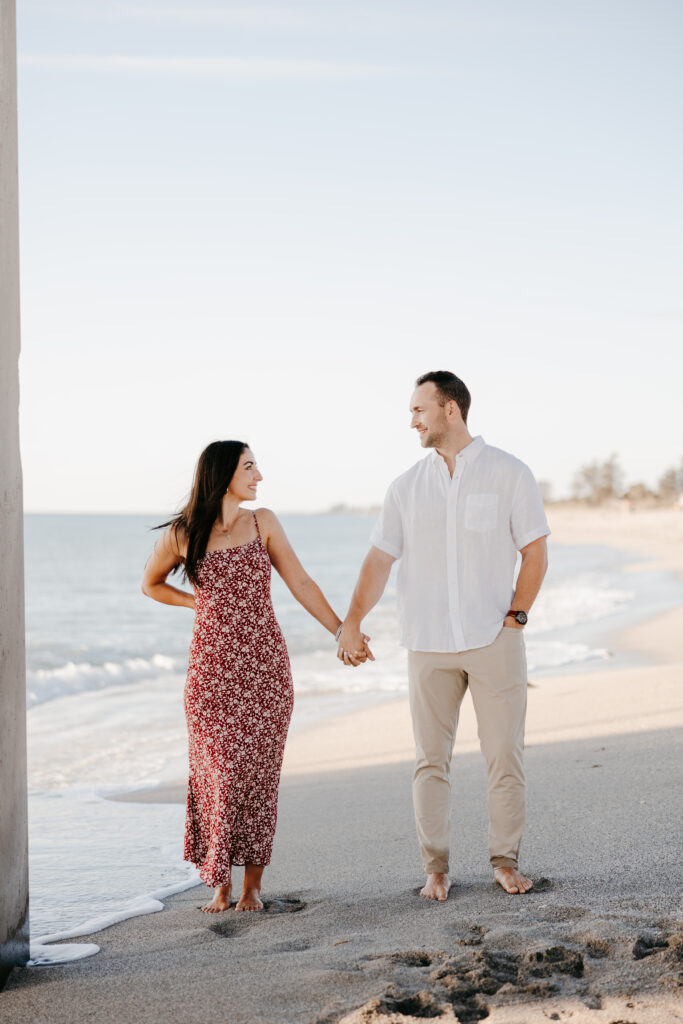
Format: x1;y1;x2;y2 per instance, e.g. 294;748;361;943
257;509;345;640
141;527;195;610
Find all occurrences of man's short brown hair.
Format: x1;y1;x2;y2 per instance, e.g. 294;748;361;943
415;370;471;423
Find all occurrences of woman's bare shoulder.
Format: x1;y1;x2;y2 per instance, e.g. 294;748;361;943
163;522;188;559
254;506;277;524
254;507;281;541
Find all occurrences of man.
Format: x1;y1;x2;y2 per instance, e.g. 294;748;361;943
338;370;549;900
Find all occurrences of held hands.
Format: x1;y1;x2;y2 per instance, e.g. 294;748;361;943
337;621;375;668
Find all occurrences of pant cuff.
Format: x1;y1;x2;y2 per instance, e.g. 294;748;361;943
424;860;449;875
490;856;518;869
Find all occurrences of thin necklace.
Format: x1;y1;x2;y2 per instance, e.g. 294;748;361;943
214;510;241;537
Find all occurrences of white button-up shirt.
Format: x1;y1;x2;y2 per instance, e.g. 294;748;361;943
370;436;550;653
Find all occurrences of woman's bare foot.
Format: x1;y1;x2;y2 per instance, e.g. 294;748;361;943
235;887;264;912
420;873;451;902
494;866;533;894
235;863;265;913
201;884;232;913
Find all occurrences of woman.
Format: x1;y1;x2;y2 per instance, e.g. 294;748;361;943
142;440;369;913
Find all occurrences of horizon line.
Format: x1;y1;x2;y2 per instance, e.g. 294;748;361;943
18;53;399;78
22;507;382;516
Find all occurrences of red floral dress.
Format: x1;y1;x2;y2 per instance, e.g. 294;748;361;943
183;513;294;887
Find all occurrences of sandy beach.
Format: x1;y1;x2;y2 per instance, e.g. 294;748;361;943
3;507;682;1023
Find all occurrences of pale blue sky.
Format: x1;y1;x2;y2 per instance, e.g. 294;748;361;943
17;1;683;512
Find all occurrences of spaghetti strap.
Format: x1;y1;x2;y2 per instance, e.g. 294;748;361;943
252;511;262;541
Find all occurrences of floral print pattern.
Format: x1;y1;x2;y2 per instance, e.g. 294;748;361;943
183;516;294;886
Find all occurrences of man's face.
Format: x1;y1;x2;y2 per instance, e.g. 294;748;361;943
410;382;449;448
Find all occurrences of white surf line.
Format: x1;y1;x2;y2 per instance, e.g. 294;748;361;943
29;873;199;967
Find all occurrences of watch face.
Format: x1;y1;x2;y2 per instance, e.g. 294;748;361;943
516;611;528;625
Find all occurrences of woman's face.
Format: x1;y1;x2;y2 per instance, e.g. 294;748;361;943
227;448;263;502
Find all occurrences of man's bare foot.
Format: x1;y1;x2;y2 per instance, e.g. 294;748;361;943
201;884;232;913
235;887;263;913
494;866;533;894
420;873;451;902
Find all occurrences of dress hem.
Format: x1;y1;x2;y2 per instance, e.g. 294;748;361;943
189;855;272;889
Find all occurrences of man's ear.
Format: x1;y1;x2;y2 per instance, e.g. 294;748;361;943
445;399;460;422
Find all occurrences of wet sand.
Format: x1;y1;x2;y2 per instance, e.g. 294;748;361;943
3;507;682;1023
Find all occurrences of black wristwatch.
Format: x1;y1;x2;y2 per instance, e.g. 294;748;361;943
506;609;528;626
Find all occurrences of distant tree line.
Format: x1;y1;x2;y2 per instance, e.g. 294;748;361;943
570;453;683;505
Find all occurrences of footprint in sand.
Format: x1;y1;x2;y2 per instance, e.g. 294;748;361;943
339;987;450;1023
529;876;553;892
269;938;312;953
361;951;433;967
444;922;487;946
207;896;307;936
263;897;307;914
523;944;584;979
208;918;241;938
386;951;434;967
585;937;612;959
632;932;669;960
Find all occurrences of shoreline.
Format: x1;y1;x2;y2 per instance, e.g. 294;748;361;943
547;504;683;577
114;613;683;801
6;507;683;1022
115;505;683;804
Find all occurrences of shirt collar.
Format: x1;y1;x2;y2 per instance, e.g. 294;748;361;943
457;435;485;464
430;435;485;469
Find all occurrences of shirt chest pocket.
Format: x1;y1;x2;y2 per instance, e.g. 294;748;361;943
465;493;499;532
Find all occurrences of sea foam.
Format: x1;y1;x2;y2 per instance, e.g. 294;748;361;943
29;873;198;966
26;653;182;708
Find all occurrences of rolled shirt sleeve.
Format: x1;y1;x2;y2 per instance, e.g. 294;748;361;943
510;464;551;551
370;482;404;559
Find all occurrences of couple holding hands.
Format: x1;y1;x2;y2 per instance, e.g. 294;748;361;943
142;370;549;913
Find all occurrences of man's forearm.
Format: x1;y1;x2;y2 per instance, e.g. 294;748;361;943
338;548;395;665
510;546;548;613
345;550;393;626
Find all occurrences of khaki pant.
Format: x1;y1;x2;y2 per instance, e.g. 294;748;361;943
408;627;528;874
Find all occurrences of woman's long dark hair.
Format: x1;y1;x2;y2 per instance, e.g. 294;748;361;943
157;440;248;586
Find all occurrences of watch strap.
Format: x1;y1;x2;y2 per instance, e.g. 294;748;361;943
506;609;528;623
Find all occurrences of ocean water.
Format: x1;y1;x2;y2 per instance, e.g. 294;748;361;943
23;513;683;956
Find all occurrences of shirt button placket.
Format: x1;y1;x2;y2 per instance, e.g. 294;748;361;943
447;464;464;649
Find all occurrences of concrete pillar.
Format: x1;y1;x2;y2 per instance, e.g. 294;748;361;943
0;0;29;988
